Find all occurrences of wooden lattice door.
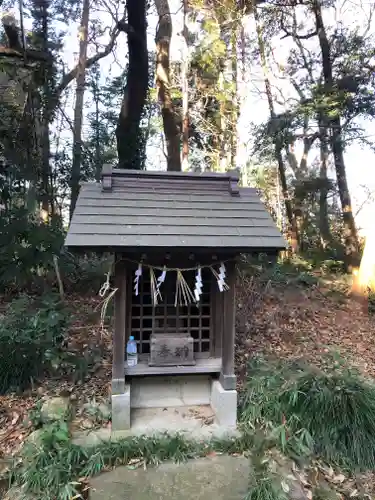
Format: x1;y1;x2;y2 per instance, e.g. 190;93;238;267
128;268;212;359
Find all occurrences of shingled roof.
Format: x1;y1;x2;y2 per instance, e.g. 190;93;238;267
65;167;286;251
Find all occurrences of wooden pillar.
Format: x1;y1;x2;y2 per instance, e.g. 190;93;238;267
220;259;237;390
112;254;127;395
212;283;224;357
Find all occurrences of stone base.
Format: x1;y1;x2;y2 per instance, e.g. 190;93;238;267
110;377;237;434
219;372;237;391
211;380;237;428
111;385;131;431
131;375;211;408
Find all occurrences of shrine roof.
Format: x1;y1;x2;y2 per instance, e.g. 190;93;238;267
65;166;286;251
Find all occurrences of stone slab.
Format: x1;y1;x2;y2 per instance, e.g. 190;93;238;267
90;455;250;500
73;406;239;447
131;375;211;408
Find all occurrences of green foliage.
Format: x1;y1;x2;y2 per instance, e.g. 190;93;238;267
0;207;64;293
241;254;319;287
0;294;69;393
320;259;346;274
0;202;111;294
244;475;288;500
58;251;113;294
27;400;45;429
240;357;375;471
11;432;245;499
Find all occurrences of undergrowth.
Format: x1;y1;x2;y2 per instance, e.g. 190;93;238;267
240;356;375;471
0;294;69;393
244;432;288;500
9;429;253;499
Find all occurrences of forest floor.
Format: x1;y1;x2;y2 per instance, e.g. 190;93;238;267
0;274;374;462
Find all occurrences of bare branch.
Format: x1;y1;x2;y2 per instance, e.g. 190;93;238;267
55;21;127;96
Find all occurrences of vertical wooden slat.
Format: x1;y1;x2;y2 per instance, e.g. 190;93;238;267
209;276;215;356
112;254;127;394
126;266;132;343
214;286;223;357
198;293;202;351
140;267;144;354
220;260;236;390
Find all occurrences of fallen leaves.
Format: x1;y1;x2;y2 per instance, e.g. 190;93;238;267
0;280;375;499
235;279;375;391
0;295;111;459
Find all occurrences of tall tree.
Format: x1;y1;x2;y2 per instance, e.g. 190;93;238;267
155;0;181;171
310;0;360;266
181;0;189;171
253;5;299;252
70;0;90;218
31;0;54;217
116;0;148;169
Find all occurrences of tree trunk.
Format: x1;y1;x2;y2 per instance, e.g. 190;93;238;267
70;0;90;219
155;0;181;171
312;0;359;266
116;0;148;169
254;7;299;252
181;0;189;171
230;27;238;171
30;0;54;217
318;116;331;248
40;0;52;217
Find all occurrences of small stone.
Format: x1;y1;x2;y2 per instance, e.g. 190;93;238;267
41;397;71;422
81;418;94;429
97;403;111;420
24;429;44;449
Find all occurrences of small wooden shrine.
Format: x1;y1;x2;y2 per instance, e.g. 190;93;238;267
66;167;285;431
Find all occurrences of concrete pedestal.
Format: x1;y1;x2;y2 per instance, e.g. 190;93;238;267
110;377;237;433
211;380;237;428
111;385;131;431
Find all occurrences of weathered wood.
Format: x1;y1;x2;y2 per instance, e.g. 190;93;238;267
220;261;236;390
112;255;127;394
65;169;286;251
149;334;195;366
213;286;224;357
125;357;221;376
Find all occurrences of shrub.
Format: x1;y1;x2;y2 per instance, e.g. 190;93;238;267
58;251;113;294
0;208;64;293
240;357;375;470
240;254;318;288
0;294;69;393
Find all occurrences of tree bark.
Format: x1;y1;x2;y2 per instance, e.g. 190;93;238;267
116;0;148;169
181;0;189;171
318;115;331;248
254;7;299;252
30;0;54;217
155;0;181;171
70;0;90;219
311;0;359;266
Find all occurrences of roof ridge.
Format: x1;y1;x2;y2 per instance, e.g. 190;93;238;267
110;167;239;181
101;165;241;196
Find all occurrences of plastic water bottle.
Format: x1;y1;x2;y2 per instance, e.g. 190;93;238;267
126;336;138;367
